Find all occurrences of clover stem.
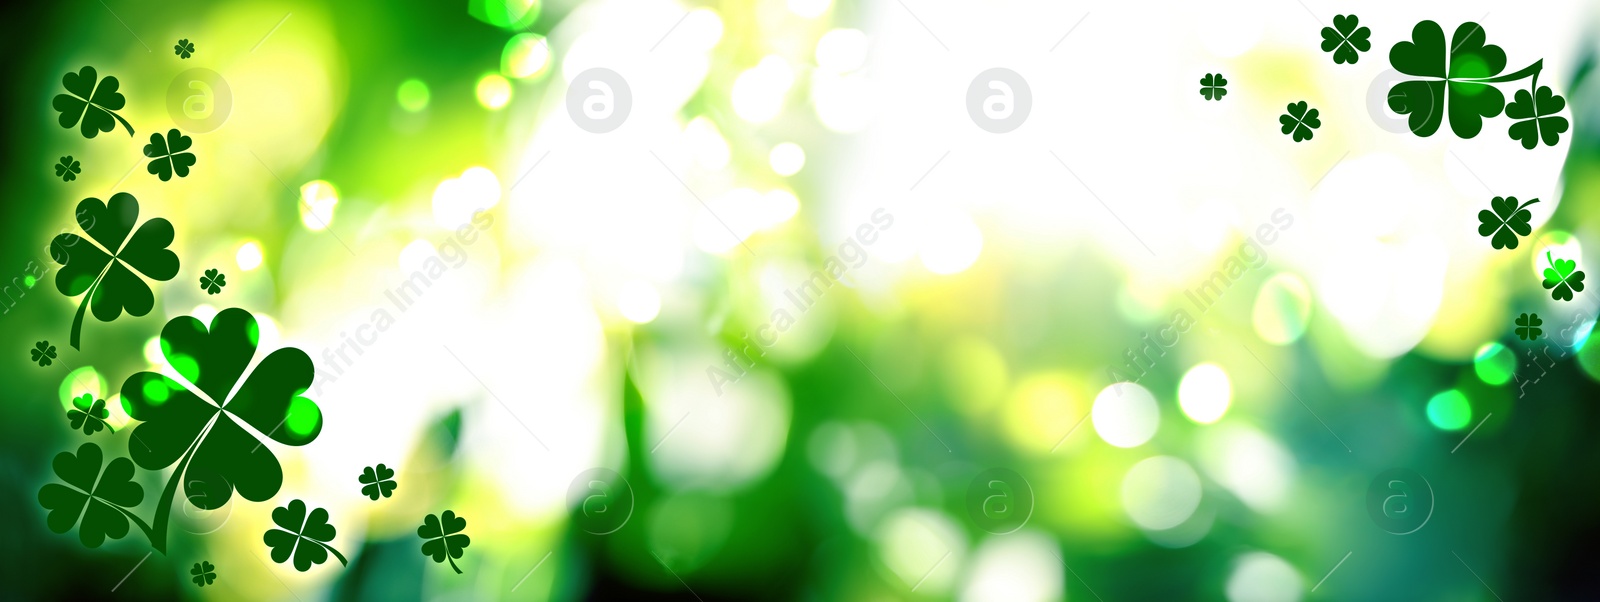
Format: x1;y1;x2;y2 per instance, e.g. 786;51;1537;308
108;111;134;137
110;504;157;550
320;541;349;566
1471;59;1543;84
1518;198;1542;213
67;263;115;350
146;437;203;555
447;554;462;574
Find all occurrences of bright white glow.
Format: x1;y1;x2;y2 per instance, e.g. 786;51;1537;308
433;166;501;229
811;71;873;133
685;117;730;170
1199;424;1295;513
618;280;661;324
299;180;338;231
959;532;1062;602
762;189;800;225
919;209;983;275
503;34;550;79
1121;456;1202;530
1092;383;1159;448
875;508;963;595
1178;363;1232;424
191;304;219;326
236;241;264;271
731;56;794;123
476;73;512;109
143;336;163;365
399;239;438;272
679;9;725;52
788;0;832;18
816;29;868;72
1226;552;1303;602
769;142;806;176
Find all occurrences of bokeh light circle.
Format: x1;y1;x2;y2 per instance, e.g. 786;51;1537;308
1178;363;1232;424
1225;552;1303;602
1425;389;1472;431
1093;383;1160;448
1121;456;1202;530
1473;343;1516;386
397;78;430;112
475;73;512;110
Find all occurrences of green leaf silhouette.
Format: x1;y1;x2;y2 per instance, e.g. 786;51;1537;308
1199;73;1227;101
1506;82;1569;149
31;340;57;367
144;128;197;181
359;464;397;500
37;442;149;548
263;499;348;571
199;268;226;295
1320;14;1372;64
1476;196;1538;250
1542;252;1586;302
1387;21;1548;141
55;156;81;182
190;561;216;586
418;510;470;573
1516;312;1543;341
51;66;134;138
175;39;195;59
1279;101;1320;142
67;393;112;436
49;194;180;350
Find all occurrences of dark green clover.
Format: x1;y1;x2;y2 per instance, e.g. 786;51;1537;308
1199;73;1226;101
263;499;348;572
175;39;195;59
1477;196;1538;250
1388;21;1545;140
37;442;149;548
190;561;216;587
1320;14;1371;64
1516;312;1543;341
144;128;197;181
1542;252;1586;302
52;66;134;138
50;194;179;350
359;464;397;500
32;340;57;367
1279;101;1320;142
120;307;323;553
68;393;112;436
56;156;81;182
1506;82;1569;149
200;268;226;295
418;510;470;574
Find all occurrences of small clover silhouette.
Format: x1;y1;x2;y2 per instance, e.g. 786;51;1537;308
263;499;348;572
144;128;197;181
50;194;180;349
55;156;81;182
37;442;148;548
1279;101;1320;142
1320;14;1372;64
359;464;397;500
1516;313;1543;341
1477;196;1539;250
1542;252;1586;302
190;561;216;587
1506;82;1569;149
31;340;57;367
175;39;195;59
1199;73;1227;101
51;66;134;138
418;510;470;574
68;393;112;436
200;268;226;295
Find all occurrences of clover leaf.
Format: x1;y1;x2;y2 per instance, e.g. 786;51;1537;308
37;442;148;548
1542;252;1586;302
200;268;226;295
49;193;180;350
359;464;397;500
1516;312;1543;341
56;156;81;182
68;393;112;436
1199;73;1227;101
119;308;323;553
175;39;195;59
263;499;348;572
1279;101;1320;142
1477;196;1538;250
31;340;57;367
191;561;216;587
144;128;197;181
1506;82;1569;149
418;510;470;574
1320;14;1371;64
51;66;134;138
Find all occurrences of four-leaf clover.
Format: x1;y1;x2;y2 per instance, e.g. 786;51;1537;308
418;510;471;574
1477;196;1539;250
1516;312;1543;341
359;464;398;500
1542;252;1586;302
263;499;348;571
1279;101;1320;142
55;156;81;182
37;442;148;548
68;393;112;436
1506;83;1569;149
200;268;226;295
1387;21;1545;140
1320;14;1372;64
51;66;134;138
190;561;216;587
1199;73;1227;101
50;194;180;349
144;128;197;181
175;39;196;59
31;340;57;367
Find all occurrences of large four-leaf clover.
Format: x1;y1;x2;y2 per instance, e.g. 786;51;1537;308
418;510;470;574
1199;73;1227;101
50;194;180;350
1320;14;1371;64
1542;252;1586;302
51;66;134;138
359;463;398;500
264;499;348;571
145;128;197;181
1279;101;1320;142
119;308;322;552
1506;83;1569;149
37;442;148;548
68;393;112;436
1477;196;1538;250
1387;20;1552;142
